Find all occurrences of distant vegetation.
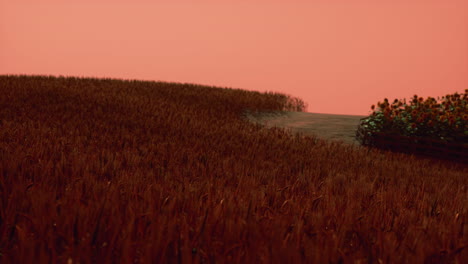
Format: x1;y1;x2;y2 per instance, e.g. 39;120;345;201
358;91;467;142
356;91;467;163
0;75;466;263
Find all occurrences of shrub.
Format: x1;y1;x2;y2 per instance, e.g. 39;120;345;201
357;90;468;143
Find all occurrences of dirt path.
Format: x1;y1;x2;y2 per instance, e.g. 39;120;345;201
244;111;368;146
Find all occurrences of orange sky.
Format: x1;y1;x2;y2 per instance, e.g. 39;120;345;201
1;0;467;116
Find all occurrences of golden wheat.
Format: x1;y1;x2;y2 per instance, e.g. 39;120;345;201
0;75;466;263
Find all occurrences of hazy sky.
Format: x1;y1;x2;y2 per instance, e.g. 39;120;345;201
1;0;467;116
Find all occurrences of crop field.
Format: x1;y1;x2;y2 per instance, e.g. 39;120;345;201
0;75;467;263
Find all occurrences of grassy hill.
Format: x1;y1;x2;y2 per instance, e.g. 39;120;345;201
0;75;466;263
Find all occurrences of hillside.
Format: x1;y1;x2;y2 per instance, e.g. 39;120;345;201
244;111;367;145
0;75;467;263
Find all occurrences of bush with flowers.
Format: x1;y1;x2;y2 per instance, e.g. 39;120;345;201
356;90;468;145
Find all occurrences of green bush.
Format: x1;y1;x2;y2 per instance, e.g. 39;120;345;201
357;90;468;144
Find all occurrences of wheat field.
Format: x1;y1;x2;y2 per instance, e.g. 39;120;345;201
0;75;466;263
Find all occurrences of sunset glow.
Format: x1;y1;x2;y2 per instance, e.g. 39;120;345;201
1;0;467;115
